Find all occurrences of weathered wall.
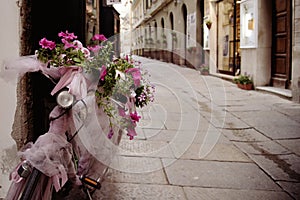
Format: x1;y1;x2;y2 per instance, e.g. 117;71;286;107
292;0;300;102
0;0;20;197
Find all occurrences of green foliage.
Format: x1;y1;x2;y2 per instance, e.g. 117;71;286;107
35;31;156;140
233;74;253;85
202;66;209;72
37;43;86;67
87;41;114;70
200;64;209;72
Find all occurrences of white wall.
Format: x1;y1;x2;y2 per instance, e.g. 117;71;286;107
0;0;20;197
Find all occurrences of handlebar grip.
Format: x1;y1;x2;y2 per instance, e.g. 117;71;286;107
80;175;101;189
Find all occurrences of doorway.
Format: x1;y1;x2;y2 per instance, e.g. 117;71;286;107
217;0;241;76
271;0;292;89
19;0;86;144
182;4;187;66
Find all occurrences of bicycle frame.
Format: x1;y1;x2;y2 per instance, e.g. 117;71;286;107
6;75;119;200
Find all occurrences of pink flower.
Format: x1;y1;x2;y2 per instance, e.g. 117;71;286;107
39;38;56;50
58;30;77;41
130;111;141;124
125;68;141;86
62;38;76;49
127;128;137;140
92;34;107;42
87;45;102;53
100;65;107;81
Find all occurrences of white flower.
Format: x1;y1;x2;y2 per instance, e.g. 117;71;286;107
115;70;126;80
130;90;136;98
73;40;83;49
81;47;91;58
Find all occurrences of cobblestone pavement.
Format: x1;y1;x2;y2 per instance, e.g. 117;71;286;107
91;56;300;200
3;56;300;200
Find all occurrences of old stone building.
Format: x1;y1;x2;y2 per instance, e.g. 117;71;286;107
131;0;205;68
130;0;300;102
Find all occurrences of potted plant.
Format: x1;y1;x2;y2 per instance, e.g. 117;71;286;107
200;64;209;75
233;74;253;90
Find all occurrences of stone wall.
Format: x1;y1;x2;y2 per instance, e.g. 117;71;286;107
292;0;300;102
12;0;35;150
0;0;21;197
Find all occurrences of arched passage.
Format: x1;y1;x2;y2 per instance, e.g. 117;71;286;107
161;18;165;29
169;12;174;62
161;18;166;61
153;21;158;59
181;4;187;65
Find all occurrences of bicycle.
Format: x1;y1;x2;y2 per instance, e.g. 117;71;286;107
5;72;122;200
3;31;154;200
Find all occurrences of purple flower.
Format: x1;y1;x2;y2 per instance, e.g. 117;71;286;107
127;128;137;140
39;38;56;50
130;111;141;124
58;30;77;41
125;68;141;86
62;38;76;49
92;34;107;42
87;45;102;53
108;128;114;139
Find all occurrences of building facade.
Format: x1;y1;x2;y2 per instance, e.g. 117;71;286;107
131;0;205;68
130;0;300;102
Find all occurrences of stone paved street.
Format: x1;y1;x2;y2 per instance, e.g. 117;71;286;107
2;56;300;200
92;56;300;200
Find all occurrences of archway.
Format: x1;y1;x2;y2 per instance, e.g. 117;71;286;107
170;12;174;63
161;18;166;61
154;21;158;59
181;4;187;66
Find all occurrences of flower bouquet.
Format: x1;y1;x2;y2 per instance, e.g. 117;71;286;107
35;30;155;139
3;30;155;199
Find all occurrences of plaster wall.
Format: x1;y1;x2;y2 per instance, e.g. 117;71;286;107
235;0;272;86
0;0;20;197
207;2;218;74
254;0;272;86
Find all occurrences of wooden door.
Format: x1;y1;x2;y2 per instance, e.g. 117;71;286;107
271;0;292;89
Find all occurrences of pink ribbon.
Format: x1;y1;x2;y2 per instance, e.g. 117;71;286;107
51;165;68;192
10;162;24;183
50;66;87;100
